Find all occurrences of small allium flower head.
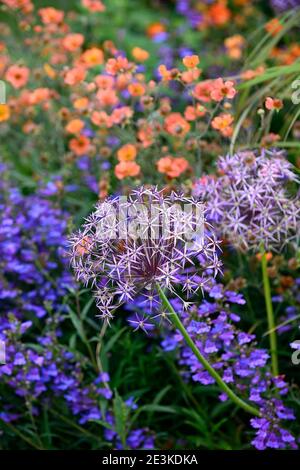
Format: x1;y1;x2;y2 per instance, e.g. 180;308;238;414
70;187;221;321
194;149;300;252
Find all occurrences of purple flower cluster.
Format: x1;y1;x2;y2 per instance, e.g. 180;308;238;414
0;173;154;449
270;0;300;12
160;280;296;449
176;0;206;28
70;187;221;321
194;149;300;252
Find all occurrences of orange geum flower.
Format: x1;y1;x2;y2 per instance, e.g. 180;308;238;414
128;82;146;97
62;34;84;52
265;97;283;112
69;135;90;155
146;22;166;39
106;56;131;75
157;156;189;178
211;113;234;137
81;0;105;12
210;78;237;102
208;1;231;26
81;47;104;68
64;67;86;86
117;144;137;162
193;81;213;102
0;104;10;122
181;68;201;84
65;119;84;134
184;104;206;121
182;55;200;68
111;106;133;125
73;97;89;110
38;7;64;24
91;111;112;128
95;75;114;89
132;47;149;62
265;18;283;36
5;65;29;89
115;161;140;180
96;89;118;107
158;64;172;81
164;113;190;137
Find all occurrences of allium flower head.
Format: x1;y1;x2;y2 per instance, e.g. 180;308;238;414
194;149;300;252
70;187;221;321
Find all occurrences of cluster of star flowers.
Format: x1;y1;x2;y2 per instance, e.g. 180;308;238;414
159;281;297;450
69;187;221;321
194;149;300;253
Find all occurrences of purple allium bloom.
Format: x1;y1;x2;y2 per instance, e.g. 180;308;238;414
70;187;221;321
194;149;300;252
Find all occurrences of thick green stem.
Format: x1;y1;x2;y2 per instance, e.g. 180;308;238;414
261;251;279;377
156;284;260;417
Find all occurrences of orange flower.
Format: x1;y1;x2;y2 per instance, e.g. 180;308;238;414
210;78;237;101
224;34;245;60
73;97;89;110
117;144;137;162
128;82;145;97
211;113;234;137
96;89;118;107
80;47;104;67
115;161;140;179
106;57;131;75
265;97;283;111
182;55;200;68
158;64;172;81
28;88;51;105
208;1;231;26
62;33;84;52
164;113;190;137
69;135;90;155
38;7;64;24
64;67;86;86
81;0;105;12
111;106;133;125
157;156;189;178
193;81;213;102
95;75;114;89
265;18;283;36
44;63;56;79
146;22;166;38
132;47;149;62
91;110;112;128
181;69;201;84
0;104;10;122
65;119;84;134
5;65;29;89
184;104;206;121
241;65;265;80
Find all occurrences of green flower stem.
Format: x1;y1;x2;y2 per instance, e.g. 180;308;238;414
156;283;260;417
261;251;279;377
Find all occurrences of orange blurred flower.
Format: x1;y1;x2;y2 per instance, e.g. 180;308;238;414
182;55;200;68
117;144;137;162
96;89;119;107
265;19;283;36
62;33;84;52
208;1;231;26
81;0;105;12
38;7;64;24
164;113;190;137
0;104;10;122
128;82;145;97
265;97;283;111
184;104;206;121
5;65;29;89
64;67;86;86
211;113;234;137
193;81;213;102
69;135;90;155
115;161;140;179
132;47;149;62
65;119;84;134
73;97;89;110
157;156;189;178
210;78;237;101
146;22;166;38
95;75;114;89
80;47;104;67
106;57;132;75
